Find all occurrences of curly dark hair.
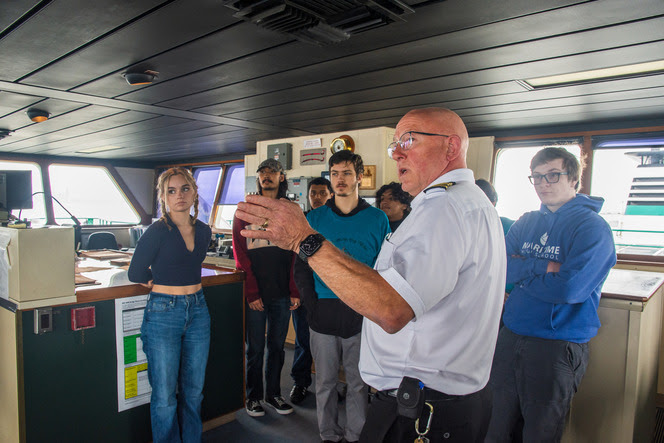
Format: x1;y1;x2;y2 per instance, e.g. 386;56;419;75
376;182;413;215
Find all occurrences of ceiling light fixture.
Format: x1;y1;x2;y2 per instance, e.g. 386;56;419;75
519;60;664;90
0;129;13;140
26;109;50;123
122;70;158;85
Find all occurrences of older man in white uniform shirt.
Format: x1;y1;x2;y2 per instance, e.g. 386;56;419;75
235;108;506;442
362;166;505;397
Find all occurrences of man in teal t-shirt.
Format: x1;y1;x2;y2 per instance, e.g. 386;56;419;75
294;150;389;443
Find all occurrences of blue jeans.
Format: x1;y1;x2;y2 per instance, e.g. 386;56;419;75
290;304;312;387
141;290;210;443
246;297;291;400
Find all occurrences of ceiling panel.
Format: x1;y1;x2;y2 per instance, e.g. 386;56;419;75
189;8;664;115
0;90;45;116
3;109;156;153
0;98;97;144
196;20;664;120
0;0;165;81
30;118;217;156
0;0;663;163
72;22;292;100
24;0;244;91
0;0;41;34
116;0;593;107
244;60;664;129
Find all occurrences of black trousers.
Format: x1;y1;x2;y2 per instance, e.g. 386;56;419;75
485;328;589;443
360;385;492;443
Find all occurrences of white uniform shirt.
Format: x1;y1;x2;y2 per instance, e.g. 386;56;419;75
359;169;506;395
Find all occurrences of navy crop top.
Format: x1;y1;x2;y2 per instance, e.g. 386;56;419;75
128;217;212;286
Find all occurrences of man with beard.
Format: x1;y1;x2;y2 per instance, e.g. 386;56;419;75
232;158;300;418
295;151;389;443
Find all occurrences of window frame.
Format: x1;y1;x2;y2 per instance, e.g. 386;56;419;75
0;154;149;226
493;126;664;265
48;162;141;225
155;159;244;229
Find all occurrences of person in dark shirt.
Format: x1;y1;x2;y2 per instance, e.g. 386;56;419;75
475;178;515;297
375;182;412;232
233;158;300;417
290;176;333;405
128;167;212;443
475;178;514;236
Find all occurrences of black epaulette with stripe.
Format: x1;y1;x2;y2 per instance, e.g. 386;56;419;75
424;182;456;193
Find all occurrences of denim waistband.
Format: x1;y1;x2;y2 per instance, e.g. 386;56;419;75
149;289;204;300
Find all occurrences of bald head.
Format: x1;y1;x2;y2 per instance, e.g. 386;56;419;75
403;107;469;159
393;108;470;196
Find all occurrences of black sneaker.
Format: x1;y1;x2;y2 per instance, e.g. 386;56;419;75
245;399;265;417
264;395;294;415
289;384;308;404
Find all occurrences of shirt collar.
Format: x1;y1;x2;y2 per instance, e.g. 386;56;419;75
411;168;475;209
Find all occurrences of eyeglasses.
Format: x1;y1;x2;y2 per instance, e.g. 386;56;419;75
387;131;449;159
528;171;569;185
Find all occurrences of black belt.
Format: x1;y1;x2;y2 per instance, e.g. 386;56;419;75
381;387;462;402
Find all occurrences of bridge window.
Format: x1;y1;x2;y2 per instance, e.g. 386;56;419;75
49;164;139;225
591;136;664;254
493;144;581;221
214;164;244;229
154;162;244;229
0;160;45;224
192;166;222;224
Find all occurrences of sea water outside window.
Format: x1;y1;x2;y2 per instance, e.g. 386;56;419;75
49;164;139;225
0;161;45;224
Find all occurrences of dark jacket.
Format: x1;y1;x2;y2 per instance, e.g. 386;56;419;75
294;198;389;338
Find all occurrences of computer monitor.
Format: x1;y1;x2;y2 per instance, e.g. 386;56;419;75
0;170;33;211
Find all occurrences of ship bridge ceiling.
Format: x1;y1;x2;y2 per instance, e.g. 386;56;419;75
1;0;664;163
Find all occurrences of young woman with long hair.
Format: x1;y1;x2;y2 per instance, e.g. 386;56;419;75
128;167;212;442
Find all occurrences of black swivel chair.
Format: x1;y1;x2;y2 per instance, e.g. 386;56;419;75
86;231;118;250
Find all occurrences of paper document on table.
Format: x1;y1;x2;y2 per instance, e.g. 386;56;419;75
602;269;664;299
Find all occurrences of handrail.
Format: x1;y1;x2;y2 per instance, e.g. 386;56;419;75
612;228;664;234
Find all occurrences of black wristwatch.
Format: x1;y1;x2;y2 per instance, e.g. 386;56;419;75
298;233;326;263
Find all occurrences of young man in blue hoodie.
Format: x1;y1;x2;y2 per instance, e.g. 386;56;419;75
486;147;616;442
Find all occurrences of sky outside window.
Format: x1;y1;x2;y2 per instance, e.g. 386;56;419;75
49;164;139;224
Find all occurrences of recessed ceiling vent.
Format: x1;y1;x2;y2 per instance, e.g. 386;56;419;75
223;0;416;45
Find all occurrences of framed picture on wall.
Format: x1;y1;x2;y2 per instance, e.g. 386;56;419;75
360;165;376;190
